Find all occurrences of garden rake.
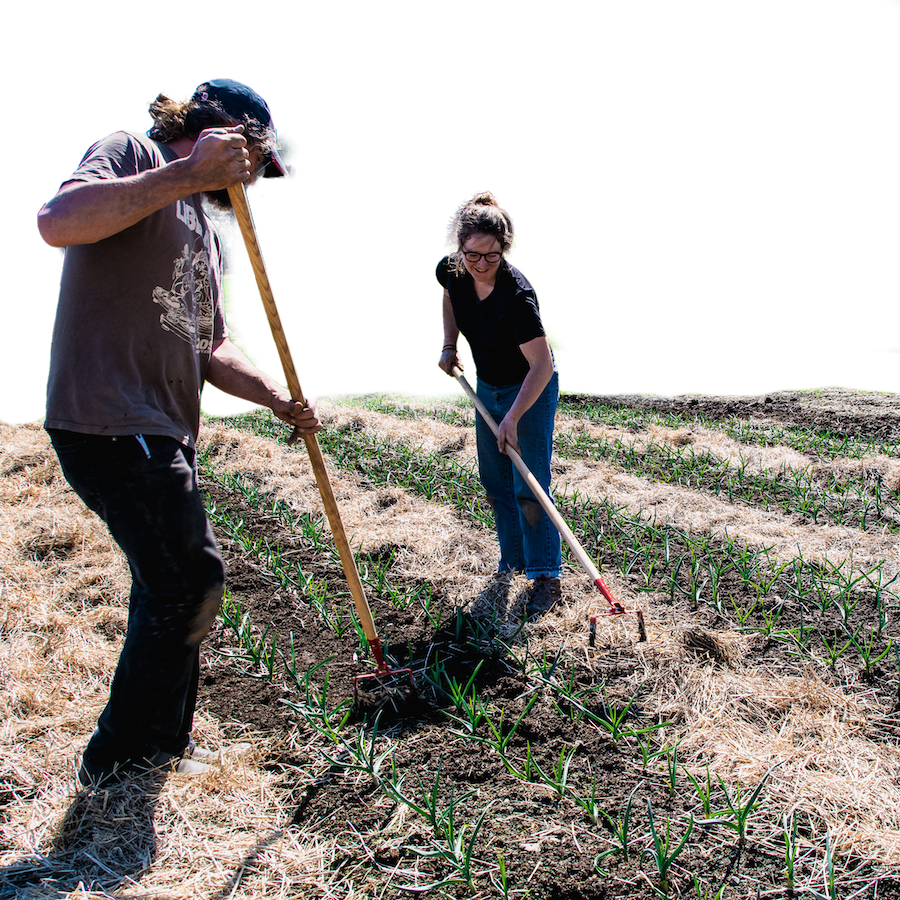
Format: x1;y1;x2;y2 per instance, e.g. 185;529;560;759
452;367;646;642
227;184;415;706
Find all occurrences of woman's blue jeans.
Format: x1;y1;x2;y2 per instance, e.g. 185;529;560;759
475;372;562;579
48;430;225;771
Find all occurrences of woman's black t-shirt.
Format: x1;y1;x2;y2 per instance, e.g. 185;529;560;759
436;256;546;386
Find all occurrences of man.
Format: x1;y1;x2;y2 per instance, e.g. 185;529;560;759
37;79;318;788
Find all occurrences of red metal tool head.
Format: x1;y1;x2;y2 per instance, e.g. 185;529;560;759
594;577;625;614
352;636;416;708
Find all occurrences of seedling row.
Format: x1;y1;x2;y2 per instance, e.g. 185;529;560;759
193;403;900;897
219;409;900;691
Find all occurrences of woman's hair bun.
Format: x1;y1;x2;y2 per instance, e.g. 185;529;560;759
470;191;499;207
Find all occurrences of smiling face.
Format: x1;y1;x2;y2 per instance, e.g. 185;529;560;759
461;233;503;285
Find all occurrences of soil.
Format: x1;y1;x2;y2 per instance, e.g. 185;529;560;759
192;389;900;899
565;387;900;443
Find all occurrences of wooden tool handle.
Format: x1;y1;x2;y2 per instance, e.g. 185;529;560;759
227;184;380;644
452;367;603;584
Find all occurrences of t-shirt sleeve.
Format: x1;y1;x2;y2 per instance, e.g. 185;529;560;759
60;132;154;188
512;290;545;346
435;256;452;288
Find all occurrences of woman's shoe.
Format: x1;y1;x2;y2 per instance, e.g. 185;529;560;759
525;576;561;618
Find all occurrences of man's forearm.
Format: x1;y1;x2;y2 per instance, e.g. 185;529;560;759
206;339;286;409
37;161;205;247
37;127;252;248
207;338;320;434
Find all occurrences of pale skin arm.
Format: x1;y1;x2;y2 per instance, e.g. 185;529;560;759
438;288;463;375
437;284;554;456
37;126;254;247
495;336;554;456
206;337;320;434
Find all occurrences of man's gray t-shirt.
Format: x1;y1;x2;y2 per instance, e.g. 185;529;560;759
45;131;226;447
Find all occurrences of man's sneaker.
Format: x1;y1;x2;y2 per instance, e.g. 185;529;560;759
77;744;218;788
175;757;211;775
185;740;252;764
151;739;253;775
525;576;562;618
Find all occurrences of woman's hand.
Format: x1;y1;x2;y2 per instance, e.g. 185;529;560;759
438;347;461;376
497;413;520;456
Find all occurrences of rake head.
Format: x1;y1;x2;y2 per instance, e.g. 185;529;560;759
352;636;417;716
352;667;417;718
353;666;415;697
593;576;647;642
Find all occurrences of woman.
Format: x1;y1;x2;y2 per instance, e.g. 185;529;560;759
437;192;562;617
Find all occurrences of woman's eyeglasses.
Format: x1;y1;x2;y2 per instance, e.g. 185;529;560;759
462;251;502;263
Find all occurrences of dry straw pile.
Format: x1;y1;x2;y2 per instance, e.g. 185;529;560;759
0;425;335;898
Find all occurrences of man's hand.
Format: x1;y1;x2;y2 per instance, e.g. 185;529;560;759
182;126;254;193
271;393;320;435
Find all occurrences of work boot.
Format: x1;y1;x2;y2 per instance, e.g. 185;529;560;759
525;576;562;619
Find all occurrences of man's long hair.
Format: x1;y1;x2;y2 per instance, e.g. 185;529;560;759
148;94;275;155
148;93;278;210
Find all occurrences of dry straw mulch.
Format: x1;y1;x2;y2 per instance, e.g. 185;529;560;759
0;425;336;899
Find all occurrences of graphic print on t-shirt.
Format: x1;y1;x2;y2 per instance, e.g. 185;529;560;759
151;243;215;354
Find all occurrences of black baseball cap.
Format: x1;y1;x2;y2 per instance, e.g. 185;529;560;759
192;79;287;177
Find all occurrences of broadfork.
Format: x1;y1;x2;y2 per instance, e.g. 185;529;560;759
227;184;414;702
452;367;646;641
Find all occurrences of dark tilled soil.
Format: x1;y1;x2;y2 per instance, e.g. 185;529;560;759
564;388;900;443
